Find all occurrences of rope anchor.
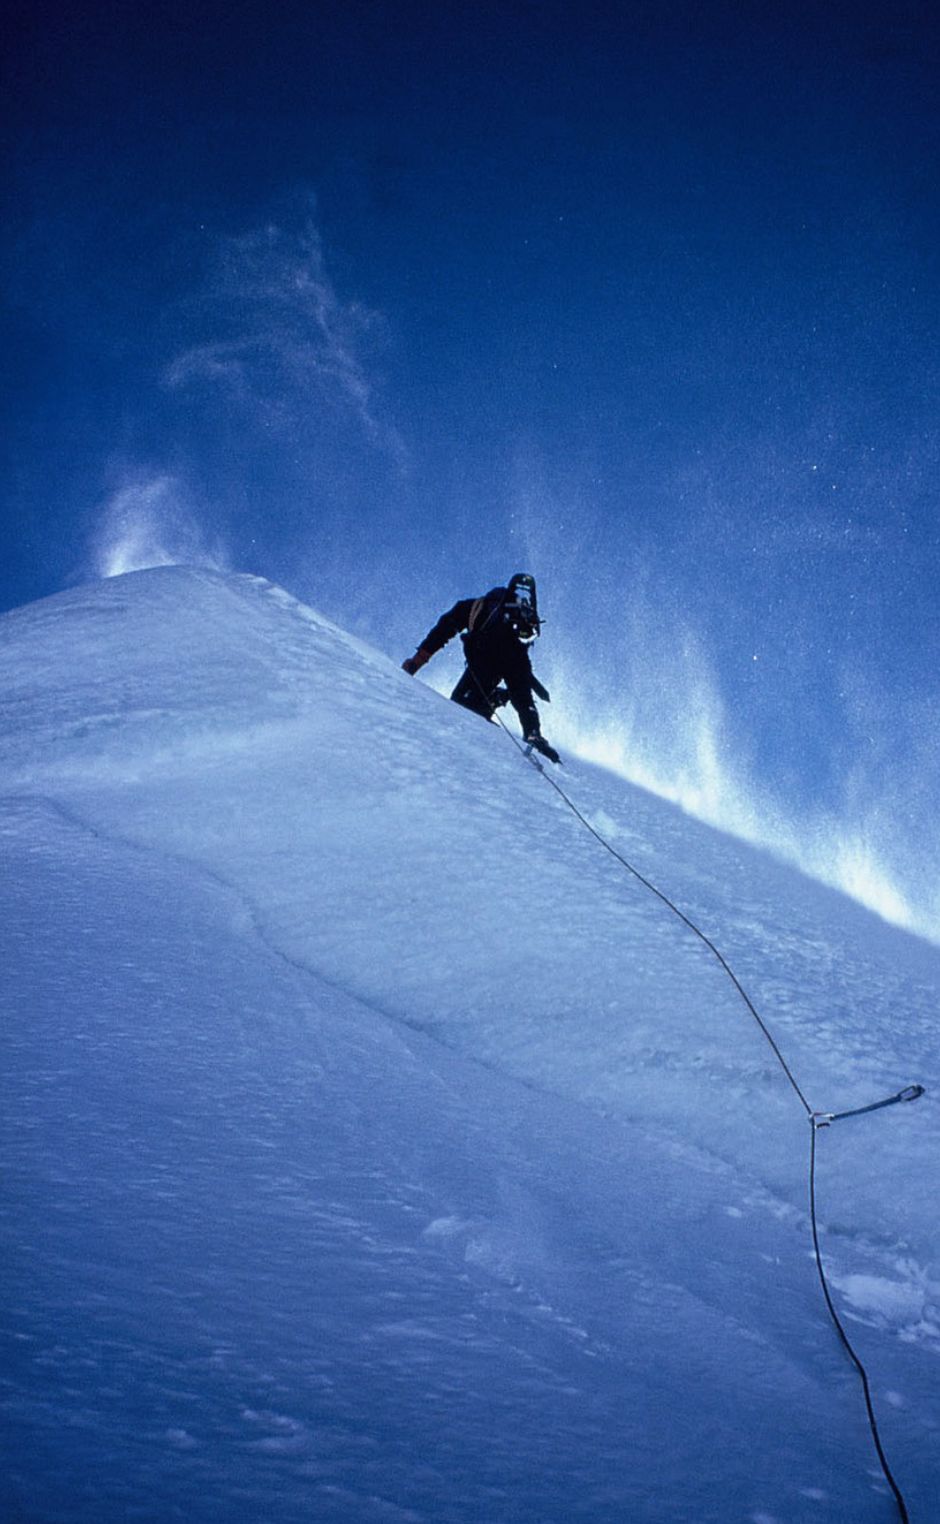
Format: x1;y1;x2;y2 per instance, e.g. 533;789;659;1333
812;1083;925;1130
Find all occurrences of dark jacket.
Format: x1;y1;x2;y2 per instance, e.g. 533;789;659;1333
416;586;549;738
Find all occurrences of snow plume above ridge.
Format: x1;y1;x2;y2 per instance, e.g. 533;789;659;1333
507;474;940;947
79;193;407;616
548;621;939;946
89;474;229;580
557;662;934;945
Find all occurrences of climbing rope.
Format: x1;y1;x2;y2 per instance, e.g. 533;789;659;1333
809;1113;915;1523
488;706;922;1521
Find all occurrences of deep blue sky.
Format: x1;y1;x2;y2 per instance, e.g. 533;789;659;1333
4;0;939;929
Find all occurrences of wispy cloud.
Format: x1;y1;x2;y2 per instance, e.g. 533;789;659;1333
91;473;229;579
164;192;407;465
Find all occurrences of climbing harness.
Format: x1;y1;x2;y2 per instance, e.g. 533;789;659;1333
515;730;924;1521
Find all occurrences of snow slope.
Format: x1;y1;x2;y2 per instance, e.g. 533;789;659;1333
1;567;937;1524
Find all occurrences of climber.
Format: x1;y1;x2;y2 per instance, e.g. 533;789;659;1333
402;574;560;763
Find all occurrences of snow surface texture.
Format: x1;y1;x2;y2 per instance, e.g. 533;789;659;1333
1;567;937;1523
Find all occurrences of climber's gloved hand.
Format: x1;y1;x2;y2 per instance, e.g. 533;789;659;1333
402;648;431;675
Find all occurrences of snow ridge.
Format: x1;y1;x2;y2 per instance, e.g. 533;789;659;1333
2;567;937;1524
